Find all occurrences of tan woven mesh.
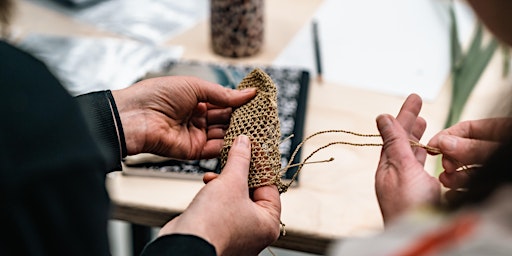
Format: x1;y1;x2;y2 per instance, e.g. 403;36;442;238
220;68;286;192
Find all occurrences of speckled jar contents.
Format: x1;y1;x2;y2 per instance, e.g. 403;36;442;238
210;0;264;57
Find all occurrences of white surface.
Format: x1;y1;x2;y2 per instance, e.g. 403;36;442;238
274;0;476;102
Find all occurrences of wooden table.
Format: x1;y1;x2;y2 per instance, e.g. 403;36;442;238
107;42;512;255
12;0;511;254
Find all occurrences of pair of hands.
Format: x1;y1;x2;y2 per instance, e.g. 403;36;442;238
112;76;281;255
375;93;512;223
112;76;508;252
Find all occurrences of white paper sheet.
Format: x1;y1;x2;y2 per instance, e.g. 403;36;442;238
274;0;475;102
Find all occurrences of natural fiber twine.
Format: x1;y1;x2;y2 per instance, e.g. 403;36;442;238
221;68;481;195
219;68;483;245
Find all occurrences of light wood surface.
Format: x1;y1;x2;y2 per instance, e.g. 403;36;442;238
11;0;512;254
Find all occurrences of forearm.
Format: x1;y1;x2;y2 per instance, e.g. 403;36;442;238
75;90;127;172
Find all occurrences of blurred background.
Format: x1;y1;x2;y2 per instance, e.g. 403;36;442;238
10;0;511;255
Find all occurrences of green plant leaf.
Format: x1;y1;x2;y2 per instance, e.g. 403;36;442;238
450;3;462;72
503;46;510;78
444;17;498;128
437;2;498;176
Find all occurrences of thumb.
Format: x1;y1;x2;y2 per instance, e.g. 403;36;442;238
220;135;252;188
377;114;401;145
376;114;415;160
437;135;459;154
192;79;257;107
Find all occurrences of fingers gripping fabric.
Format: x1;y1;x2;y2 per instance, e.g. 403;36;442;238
220;68;287;193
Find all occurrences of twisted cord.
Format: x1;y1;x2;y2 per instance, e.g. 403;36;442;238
278;129;476;193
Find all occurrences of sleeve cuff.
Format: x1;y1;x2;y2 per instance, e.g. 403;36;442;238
75;90;126;172
141;234;217;256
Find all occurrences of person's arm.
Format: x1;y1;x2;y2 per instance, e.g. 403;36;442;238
1;41;111;255
75;90;126;172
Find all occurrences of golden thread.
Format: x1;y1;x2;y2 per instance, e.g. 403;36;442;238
284;158;335;170
278;129;479;193
222;68;478;243
221;69;479;194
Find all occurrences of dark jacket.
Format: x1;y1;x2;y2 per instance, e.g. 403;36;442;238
0;41;215;255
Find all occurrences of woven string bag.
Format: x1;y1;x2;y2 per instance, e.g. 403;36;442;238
220;68;289;193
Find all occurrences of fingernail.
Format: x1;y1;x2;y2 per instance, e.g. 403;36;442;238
240;88;256;93
377;114;392;130
440;135;457;151
235;134;250;147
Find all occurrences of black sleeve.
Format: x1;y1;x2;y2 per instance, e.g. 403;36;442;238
0;40;111;255
141;234;217;256
75;90;127;172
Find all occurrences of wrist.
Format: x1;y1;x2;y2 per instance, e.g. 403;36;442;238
75;91;124;171
106;90;127;158
111;89;146;156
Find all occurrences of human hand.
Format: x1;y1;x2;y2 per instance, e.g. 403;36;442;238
158;135;281;256
375;94;441;224
427;118;512;189
112;76;256;159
